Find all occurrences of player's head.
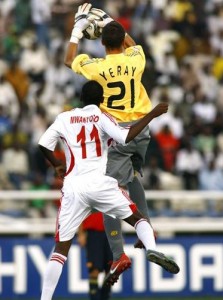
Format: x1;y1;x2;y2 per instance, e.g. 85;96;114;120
101;21;125;50
80;80;104;106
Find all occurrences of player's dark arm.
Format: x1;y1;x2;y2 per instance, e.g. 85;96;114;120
125;103;168;143
39;145;66;178
64;42;78;69
123;33;136;48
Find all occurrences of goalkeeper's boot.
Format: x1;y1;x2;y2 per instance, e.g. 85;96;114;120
147;249;180;274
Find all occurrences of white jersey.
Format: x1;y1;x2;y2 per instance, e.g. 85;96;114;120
38;104;129;179
38;104;135;242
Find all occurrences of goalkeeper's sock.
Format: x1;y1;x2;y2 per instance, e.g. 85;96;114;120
128;175;149;218
103;214;124;261
135;219;156;250
40;252;67;300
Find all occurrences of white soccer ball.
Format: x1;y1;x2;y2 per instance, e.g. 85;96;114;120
83;12;103;40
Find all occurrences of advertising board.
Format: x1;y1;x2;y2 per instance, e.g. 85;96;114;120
0;236;222;298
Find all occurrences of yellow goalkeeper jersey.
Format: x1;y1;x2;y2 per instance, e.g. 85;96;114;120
72;45;152;122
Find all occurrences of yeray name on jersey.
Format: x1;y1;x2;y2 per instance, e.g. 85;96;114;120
99;65;137;81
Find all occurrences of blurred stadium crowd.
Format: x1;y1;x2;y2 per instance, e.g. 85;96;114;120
0;0;223;219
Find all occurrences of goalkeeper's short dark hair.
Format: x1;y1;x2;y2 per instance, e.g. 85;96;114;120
80;80;104;106
102;21;125;49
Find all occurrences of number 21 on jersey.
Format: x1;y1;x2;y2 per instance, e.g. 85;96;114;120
107;79;135;110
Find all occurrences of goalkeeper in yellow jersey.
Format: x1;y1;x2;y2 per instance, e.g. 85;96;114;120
64;3;156;286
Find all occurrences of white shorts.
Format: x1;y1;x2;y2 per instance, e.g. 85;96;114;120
55;174;136;242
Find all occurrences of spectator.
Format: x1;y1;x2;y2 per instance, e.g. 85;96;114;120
192;93;217;124
19;40;49;85
151;76;184;105
198;158;223;214
30;105;48;147
142;156;163;190
175;139;204;189
45;53;73;91
166;0;194;33
194;124;217;161
179;61;199;93
0;74;20;121
30;0;51;48
154;124;180;172
197;63;219;102
1;140;30;189
1;122;29;149
51;0;72;34
146;27;180;69
155;49;179;78
149;101;184;139
5;58;30;110
207;3;223;35
210;28;223;56
153;8;171;32
199;158;223;192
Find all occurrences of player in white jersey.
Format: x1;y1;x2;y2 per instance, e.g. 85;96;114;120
38;80;179;300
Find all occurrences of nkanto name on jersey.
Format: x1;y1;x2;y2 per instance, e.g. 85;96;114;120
70;115;99;124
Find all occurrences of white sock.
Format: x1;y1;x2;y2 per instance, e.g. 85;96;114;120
40;252;67;300
135;219;156;250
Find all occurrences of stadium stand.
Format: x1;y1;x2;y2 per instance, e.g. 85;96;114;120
0;0;223;221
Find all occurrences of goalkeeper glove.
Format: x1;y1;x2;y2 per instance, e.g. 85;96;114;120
90;8;113;28
70;3;94;43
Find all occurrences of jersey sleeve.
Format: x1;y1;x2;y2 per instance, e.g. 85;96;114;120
125;45;146;68
100;112;129;145
71;54;101;80
38;116;61;151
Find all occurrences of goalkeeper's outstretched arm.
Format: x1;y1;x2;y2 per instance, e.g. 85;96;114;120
64;42;78;69
64;2;92;68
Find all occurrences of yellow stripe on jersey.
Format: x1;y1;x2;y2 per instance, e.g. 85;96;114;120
72;45;152;122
